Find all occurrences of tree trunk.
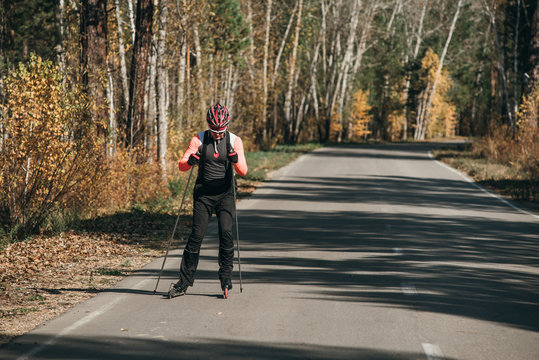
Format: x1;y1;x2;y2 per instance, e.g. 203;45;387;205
128;0;136;43
402;0;428;140
146;28;158;163
262;0;272;144
186;33;191;128
54;0;66;84
127;0;154;151
193;23;203;112
319;0;328;141
386;0;401;35
481;0;514;132
115;0;130;125
246;0;256;82
524;0;539;95
272;1;297;135
80;0;108;139
106;60;116;157
284;0;303;141
334;0;361;143
177;31;186;129
415;0;462;140
513;0;520;119
156;0;168;177
471;64;484;133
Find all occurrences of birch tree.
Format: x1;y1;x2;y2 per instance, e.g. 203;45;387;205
283;0;303;140
114;0;130;121
271;1;297;134
54;0;66;82
402;0;428;139
156;0;168;176
524;0;539;96
481;0;514;133
261;0;272;145
415;0;463;140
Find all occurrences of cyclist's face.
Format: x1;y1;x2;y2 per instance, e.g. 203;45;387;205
209;130;225;140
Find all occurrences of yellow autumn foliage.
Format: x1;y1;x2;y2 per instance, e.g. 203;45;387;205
420;48;457;138
350;90;372;141
516;84;539;180
0;55;103;239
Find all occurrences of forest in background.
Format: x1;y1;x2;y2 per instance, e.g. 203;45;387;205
0;0;538;239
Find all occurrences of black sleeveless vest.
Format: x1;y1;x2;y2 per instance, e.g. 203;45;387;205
196;131;233;192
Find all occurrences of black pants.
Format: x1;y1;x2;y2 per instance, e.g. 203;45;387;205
179;185;235;286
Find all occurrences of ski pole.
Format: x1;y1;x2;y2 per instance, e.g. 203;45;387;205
232;173;243;293
153;166;194;294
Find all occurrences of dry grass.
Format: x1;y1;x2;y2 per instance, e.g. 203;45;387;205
433;140;539;212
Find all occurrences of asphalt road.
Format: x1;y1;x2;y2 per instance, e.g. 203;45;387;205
3;143;539;360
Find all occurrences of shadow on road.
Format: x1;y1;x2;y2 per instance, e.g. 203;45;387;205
4;334;456;360
33;144;539;336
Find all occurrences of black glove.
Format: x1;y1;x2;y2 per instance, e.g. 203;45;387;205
228;150;238;164
187;152;200;166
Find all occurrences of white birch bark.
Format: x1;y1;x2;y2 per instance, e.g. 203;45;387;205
193;24;203;111
513;0;520;122
284;0;303;137
309;41;322;138
224;61;234;107
333;0;361;142
107;60;116;157
352;6;372;75
156;0;168;176
229;68;239;116
246;0;256;82
262;0;272;143
415;0;463;140
54;0;66;84
272;1;297;132
386;0;401;34
321;0;327;77
271;1;297;88
128;0;136;44
145;29;158;163
115;0;130;114
177;32;186;128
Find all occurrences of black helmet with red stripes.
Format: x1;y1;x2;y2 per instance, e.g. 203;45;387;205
206;103;231;133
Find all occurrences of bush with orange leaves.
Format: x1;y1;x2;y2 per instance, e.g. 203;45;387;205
0;55;103;240
96;147;173;212
516;85;539;186
473;84;538;201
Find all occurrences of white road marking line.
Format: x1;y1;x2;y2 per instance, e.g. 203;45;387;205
17;279;149;360
422;343;445;360
400;282;417;296
429;151;539;220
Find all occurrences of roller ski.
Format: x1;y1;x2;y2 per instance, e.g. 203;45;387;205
221;279;232;299
167;281;188;299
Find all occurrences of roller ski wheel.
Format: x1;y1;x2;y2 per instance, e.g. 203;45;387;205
221;279;232;299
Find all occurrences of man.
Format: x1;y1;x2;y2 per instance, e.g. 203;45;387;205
168;103;248;298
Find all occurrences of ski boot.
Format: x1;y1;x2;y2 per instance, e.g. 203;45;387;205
221;278;232;299
167;281;187;299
